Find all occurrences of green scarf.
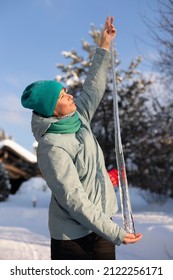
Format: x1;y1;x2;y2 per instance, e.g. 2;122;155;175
46;111;81;134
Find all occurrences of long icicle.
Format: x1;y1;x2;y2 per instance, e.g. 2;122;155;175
108;16;135;234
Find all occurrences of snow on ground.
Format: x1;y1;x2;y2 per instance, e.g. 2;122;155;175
0;177;173;260
0;178;50;260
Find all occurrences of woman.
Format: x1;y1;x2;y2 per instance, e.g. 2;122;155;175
21;17;142;260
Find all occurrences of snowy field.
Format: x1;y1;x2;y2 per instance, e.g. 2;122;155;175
0;177;173;260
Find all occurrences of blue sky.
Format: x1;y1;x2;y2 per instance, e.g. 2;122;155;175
0;0;158;152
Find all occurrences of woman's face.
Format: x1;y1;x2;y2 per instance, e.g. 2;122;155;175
53;88;76;117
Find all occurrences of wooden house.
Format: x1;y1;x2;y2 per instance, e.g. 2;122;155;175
0;139;40;193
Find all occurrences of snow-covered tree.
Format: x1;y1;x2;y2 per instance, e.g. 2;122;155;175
144;0;173;91
131;98;173;200
0;162;11;202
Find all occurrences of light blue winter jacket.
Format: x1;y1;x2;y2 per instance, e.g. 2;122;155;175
31;48;126;245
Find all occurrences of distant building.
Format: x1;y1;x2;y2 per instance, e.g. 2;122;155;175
0;138;40;194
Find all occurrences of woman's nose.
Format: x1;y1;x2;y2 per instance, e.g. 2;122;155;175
67;94;73;99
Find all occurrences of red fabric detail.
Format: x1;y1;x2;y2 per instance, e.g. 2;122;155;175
107;168;119;187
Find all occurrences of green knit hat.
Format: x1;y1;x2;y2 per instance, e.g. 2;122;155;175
21;80;63;117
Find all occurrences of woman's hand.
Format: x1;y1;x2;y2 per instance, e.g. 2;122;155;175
123;233;143;244
99;16;116;50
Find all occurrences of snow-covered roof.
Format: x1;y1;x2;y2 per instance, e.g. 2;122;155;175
0;139;37;163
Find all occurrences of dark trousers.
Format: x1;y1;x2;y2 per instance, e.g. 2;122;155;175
51;232;116;260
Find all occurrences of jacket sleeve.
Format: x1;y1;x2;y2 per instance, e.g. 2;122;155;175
75;48;111;123
38;144;126;245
